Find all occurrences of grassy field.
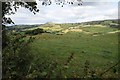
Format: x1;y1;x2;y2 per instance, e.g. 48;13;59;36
4;20;119;78
27;24;119;77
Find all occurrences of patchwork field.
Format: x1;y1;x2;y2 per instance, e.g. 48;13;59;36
5;20;119;78
27;22;119;78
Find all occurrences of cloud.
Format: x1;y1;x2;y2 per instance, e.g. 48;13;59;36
5;1;118;25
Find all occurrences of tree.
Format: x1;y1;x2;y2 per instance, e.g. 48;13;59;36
2;0;39;48
1;0;40;79
25;28;45;35
40;0;83;7
2;0;39;24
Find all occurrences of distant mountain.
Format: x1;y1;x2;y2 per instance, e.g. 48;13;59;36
80;19;118;25
6;25;41;31
88;19;118;28
41;22;56;27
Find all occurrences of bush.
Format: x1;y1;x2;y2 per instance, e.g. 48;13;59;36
25;28;44;35
2;33;35;79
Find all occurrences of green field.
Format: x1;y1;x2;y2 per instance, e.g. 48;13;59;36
4;20;119;78
27;24;119;78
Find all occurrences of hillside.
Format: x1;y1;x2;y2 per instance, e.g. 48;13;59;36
4;19;119;78
7;19;118;30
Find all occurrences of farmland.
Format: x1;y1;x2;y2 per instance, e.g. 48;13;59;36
3;19;119;78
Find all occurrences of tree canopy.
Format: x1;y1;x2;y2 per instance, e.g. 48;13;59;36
2;0;39;25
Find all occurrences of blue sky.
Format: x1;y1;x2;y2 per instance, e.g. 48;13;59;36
5;0;119;25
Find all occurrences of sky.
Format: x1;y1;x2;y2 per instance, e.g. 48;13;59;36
5;0;119;25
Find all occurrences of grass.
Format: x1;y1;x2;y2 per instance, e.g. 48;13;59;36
28;25;119;77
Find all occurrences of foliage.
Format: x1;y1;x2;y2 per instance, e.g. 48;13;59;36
2;0;39;49
40;0;83;7
25;28;45;35
1;0;83;25
2;0;39;25
2;32;35;79
2;1;39;79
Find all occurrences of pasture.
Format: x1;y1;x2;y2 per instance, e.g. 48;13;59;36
4;20;119;78
28;25;119;78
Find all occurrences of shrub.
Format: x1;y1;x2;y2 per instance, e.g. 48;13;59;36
2;33;35;79
25;28;44;35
